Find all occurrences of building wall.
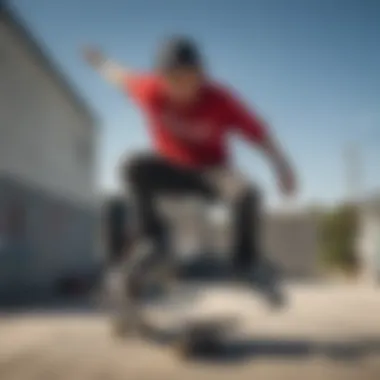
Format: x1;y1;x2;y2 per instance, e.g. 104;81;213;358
0;19;99;298
160;198;320;278
262;212;319;278
357;201;380;283
0;176;97;296
0;21;97;205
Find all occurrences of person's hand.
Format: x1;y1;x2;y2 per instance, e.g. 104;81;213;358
275;159;297;198
81;46;105;67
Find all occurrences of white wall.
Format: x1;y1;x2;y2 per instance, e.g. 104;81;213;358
0;22;97;206
160;198;319;277
263;212;319;278
357;207;380;282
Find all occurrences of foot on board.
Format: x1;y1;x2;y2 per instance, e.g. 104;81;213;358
235;260;287;309
173;317;235;358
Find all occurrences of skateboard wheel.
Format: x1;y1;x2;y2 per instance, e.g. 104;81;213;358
111;319;128;338
175;329;222;358
111;317;135;338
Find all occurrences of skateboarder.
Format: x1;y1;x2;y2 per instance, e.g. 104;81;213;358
82;36;297;313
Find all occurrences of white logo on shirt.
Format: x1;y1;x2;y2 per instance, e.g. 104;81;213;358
161;111;213;143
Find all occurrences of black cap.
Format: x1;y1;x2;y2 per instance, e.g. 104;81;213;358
155;36;203;73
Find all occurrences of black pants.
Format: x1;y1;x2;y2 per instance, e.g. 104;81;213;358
121;154;261;274
102;197;129;265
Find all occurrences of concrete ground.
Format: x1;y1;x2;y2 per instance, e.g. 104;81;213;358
0;283;379;380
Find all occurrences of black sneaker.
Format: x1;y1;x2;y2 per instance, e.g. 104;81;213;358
105;266;141;337
247;260;286;309
123;239;176;304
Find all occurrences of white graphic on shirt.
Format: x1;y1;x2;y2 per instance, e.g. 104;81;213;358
160;111;213;143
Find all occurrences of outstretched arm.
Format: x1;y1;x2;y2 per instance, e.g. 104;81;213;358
259;134;297;197
81;46;134;88
81;46;158;106
225;90;297;197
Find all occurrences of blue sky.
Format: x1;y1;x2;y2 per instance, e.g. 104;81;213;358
10;0;380;206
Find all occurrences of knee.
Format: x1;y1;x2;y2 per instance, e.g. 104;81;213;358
245;184;261;201
225;173;261;205
119;153;153;188
240;185;262;210
234;182;260;208
234;186;262;228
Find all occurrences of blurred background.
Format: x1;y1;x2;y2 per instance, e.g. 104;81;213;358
0;1;380;378
0;0;379;303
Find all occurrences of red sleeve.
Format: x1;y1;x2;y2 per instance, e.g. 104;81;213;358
223;89;268;145
123;73;159;106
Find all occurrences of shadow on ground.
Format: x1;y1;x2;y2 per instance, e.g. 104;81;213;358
209;337;380;363
139;325;380;364
0;258;281;316
1;258;378;365
1;300;380;365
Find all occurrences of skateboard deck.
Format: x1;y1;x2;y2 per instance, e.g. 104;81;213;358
106;255;285;359
112;313;236;358
170;317;235;357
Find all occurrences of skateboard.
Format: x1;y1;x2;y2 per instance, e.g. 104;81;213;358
170;317;234;357
112;312;235;358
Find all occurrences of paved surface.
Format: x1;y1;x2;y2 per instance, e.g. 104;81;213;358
0;283;380;380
